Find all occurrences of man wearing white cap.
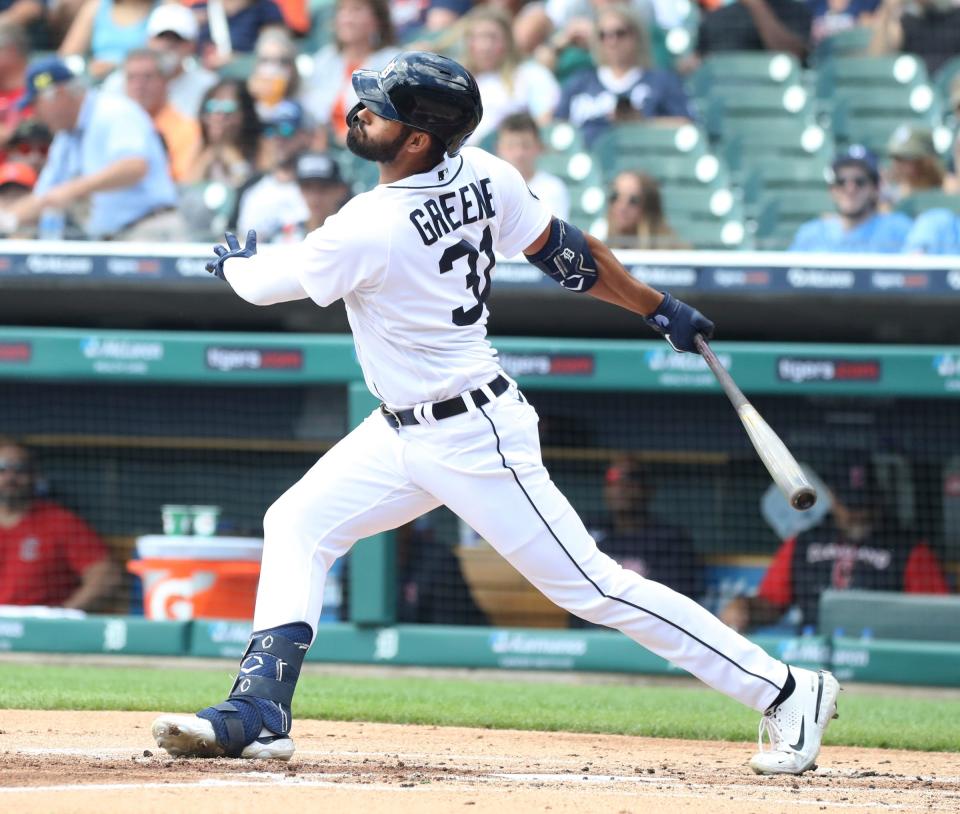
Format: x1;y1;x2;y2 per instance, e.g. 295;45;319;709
103;3;217;118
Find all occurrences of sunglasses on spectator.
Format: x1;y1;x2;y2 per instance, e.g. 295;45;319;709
608;190;642;205
0;461;31;474
9;141;48;156
599;27;632;41
204;99;239;115
264;122;298;138
257;56;294;66
831;174;871;189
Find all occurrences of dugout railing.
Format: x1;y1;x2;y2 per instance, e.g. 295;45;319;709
0;328;958;686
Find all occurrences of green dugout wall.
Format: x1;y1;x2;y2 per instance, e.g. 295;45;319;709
1;328;958;686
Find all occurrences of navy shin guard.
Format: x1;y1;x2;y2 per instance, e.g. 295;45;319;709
198;622;311;756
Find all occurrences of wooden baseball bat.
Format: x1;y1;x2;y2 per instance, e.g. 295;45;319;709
693;334;817;511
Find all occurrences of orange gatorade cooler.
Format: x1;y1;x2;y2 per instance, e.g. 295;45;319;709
128;536;263;620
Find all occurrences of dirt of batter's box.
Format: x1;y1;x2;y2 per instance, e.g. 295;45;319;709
0;710;957;814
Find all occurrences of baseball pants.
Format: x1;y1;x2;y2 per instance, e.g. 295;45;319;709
254;383;788;712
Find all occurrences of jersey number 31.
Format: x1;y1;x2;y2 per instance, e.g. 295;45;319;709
438;224;495;327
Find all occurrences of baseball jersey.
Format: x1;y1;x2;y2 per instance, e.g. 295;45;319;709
0;500;109;606
294;146;552;408
902;207;960;255
757;524;949;627
789;212;913;253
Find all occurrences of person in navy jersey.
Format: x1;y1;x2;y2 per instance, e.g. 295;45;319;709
721;453;950;633
195;0;285;62
588;457;704;601
789;144;912;253
808;0;879;47
553;3;694;147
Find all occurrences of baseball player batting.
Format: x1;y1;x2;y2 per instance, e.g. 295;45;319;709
152;51;839;775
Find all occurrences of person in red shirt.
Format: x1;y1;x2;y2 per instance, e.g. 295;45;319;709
721;453;950;633
0;22;31;162
0;438;120;609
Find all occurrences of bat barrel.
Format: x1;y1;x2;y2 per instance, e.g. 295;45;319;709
791;488;817;511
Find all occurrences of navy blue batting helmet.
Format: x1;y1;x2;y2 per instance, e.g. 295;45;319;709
347;51;483;157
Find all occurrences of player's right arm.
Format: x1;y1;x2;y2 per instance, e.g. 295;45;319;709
207;229;311;306
522;217;715;353
206;199;384;307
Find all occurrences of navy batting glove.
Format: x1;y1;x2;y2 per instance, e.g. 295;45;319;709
205;229;258;280
643;291;715;353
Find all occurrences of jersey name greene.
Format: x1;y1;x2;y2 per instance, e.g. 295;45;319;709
409;177;496;246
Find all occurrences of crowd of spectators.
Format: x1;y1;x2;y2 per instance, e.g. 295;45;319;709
0;0;957;249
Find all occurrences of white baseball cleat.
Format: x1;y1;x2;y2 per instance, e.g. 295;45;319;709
152;715;295;761
749;667;840;775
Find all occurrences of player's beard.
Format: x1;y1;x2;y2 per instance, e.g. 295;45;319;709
346;122;412;163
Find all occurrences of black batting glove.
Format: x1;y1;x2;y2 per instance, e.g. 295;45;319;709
643;291;715;353
206;229;258;281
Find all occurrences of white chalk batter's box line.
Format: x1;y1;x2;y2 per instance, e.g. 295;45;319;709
4;760;956;809
14;746;960;786
0;775;927;810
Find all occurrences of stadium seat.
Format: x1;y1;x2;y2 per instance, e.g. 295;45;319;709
819;589;960;641
672;218;746;250
720;119;830;175
828;83;938;121
661;185;742;223
741;156;831;216
933;55;960;122
592;123;726;188
810;26;874;64
896;191;960;217
691;51;802;97
751;188;832;250
832;108;937;155
816;54;930;93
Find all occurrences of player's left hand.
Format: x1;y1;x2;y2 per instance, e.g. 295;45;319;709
206;229;258;280
643;291;715;353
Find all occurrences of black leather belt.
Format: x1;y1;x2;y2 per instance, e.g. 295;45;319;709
380;374;510;428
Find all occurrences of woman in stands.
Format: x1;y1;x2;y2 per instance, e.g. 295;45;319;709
184;78;261;187
303;0;398;145
553;3;694;147
605;169;687;249
885;124;945;204
58;0;154;80
460;6;561;146
247;27;302;120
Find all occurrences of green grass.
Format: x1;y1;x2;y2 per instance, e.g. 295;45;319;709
1;663;956;752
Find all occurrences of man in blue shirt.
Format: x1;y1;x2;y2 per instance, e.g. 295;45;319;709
0;56;182;240
902;207;960;255
790;145;912;253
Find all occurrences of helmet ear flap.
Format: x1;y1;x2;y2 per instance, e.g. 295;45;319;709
345;101;366;130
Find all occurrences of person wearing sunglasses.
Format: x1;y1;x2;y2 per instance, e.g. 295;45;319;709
4;119;50;175
0;438;120;611
553;4;694;147
184;78;260;186
605;169;686;249
247;27;301;118
236;99;314;238
789;145;912;253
